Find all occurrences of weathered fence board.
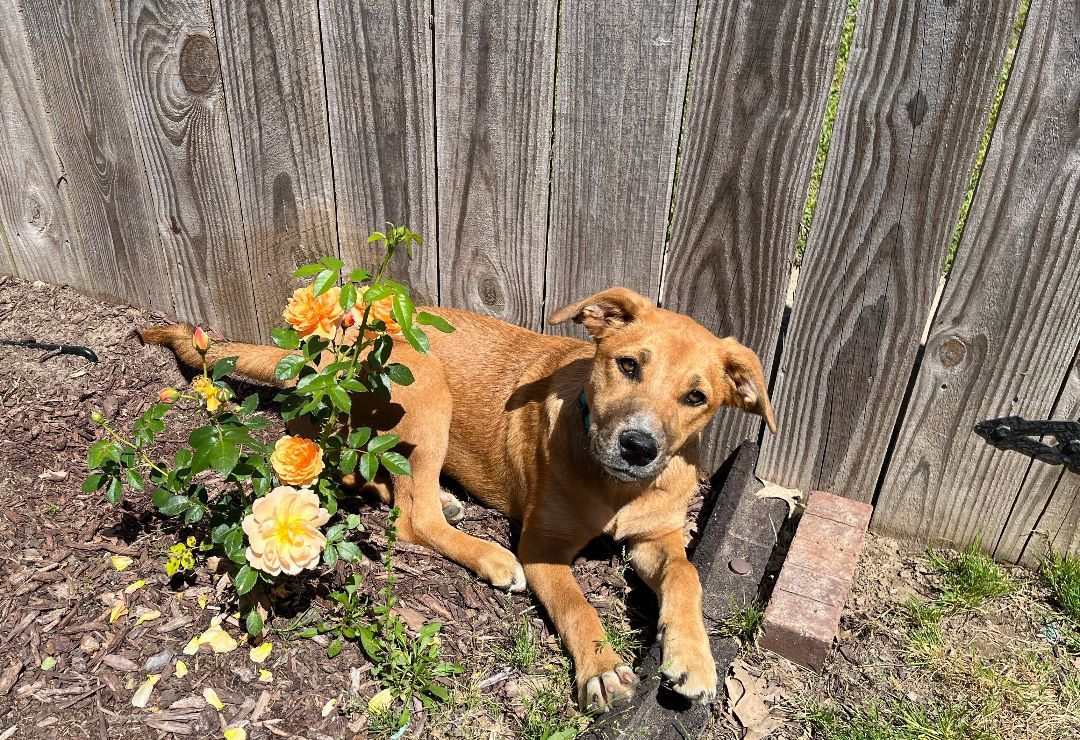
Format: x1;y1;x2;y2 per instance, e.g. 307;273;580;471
435;0;557;331
115;0;260;340
996;344;1080;564
0;0;86;287
212;0;339;338
873;0;1080;546
320;0;438;305
758;0;1019;500
19;0;176;310
544;0;694;328
660;0;847;469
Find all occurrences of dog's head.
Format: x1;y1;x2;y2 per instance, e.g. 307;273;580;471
549;287;776;482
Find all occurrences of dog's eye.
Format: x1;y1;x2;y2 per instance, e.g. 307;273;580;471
616;357;639;378
684;390;707;407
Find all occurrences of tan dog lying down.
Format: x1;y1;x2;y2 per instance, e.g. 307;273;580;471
141;287;775;711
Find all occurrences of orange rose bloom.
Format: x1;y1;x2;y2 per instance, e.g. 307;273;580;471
282;285;343;340
270;436;325;486
346;287;401;338
242;486;329;576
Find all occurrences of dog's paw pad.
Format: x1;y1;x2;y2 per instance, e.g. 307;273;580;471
438;489;466;525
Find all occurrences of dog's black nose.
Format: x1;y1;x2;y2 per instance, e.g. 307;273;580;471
619;429;659;466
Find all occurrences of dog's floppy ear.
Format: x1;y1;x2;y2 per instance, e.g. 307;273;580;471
717;338;777;434
547;287;653;339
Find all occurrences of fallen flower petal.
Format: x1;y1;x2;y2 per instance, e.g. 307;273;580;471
368;688;393;714
321;698;337;717
224;728;247;740
197;594;209;609
131;674;161;708
258;669;273;683
200;624;239;653
109;601;128;624
182;636;201;655
124;580;147;594
110;555;134;571
134;610;161;627
249;642;272;664
203;687;225;710
175;660;188;678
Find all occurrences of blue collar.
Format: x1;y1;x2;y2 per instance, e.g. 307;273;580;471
579;392;590;430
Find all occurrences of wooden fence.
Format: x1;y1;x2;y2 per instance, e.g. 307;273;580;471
0;0;1077;563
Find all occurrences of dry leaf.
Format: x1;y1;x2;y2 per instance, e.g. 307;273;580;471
203;687;225;710
38;470;68;481
249;642;272;664
725;659;780;740
754;483;804;517
131;674;161;708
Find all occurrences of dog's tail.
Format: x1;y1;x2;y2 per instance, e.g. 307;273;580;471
138;323;295;386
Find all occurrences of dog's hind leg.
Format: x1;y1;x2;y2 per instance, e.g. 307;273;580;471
138;323;293;386
388;366;525;591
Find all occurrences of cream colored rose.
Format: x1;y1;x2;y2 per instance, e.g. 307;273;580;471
242;486;330;576
269;436;325;487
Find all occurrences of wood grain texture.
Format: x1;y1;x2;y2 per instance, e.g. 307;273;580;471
116;0;260;339
543;0;694;332
19;0;175;309
0;0;87;286
872;0;1080;547
320;0;438;305
660;0;847;472
434;0;557;330
757;0;1018;500
996;344;1080;564
212;0;338;332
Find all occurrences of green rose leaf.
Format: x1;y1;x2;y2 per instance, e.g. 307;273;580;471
293;263;325;278
337;541;362;562
417;311;455;333
274;354;307;381
339;282;358;311
386;363;414;386
403;324;430;354
320;256;344;271
323;544;339;569
104;477;123;505
340;448;357;474
158;494;190;516
347;427;372;448
367;434;400;454
124;469;144;491
328;386;352;413
82;473;106;493
348;268;370;283
211;356;238;380
379;451;411;477
245;610;264;637
271;327;300;350
234;565;258;595
359;452;379;482
312;269;337;296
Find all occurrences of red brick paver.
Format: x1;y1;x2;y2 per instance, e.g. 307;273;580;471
759;490;872;669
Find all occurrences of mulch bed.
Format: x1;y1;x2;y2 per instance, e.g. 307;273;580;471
0;276;690;739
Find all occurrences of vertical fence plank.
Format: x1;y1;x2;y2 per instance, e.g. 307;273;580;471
757;0;1019;500
660;0;847;470
320;0;438;304
0;0;87;286
19;0;176;310
212;0;338;331
543;0;694;328
116;0;260;340
873;0;1080;547
434;0;557;330
996;346;1080;564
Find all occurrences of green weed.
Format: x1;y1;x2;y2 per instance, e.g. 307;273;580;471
927;541;1014;611
1040;550;1080;621
721;598;766;644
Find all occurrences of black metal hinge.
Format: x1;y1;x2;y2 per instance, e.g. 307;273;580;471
974;416;1080;475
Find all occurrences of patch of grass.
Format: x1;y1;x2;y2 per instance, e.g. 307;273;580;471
1040;551;1080;621
599;613;641;659
720;598;766;644
496;615;543;672
806;697;999;740
901;598;945;664
520;657;586;740
927;541;1014;611
42;502;60;517
796;0;860;263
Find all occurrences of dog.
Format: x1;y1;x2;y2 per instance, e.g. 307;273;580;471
140;287;775;711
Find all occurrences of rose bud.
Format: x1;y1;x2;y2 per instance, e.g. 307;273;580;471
341;310;356;329
158;387;181;404
192;326;210;354
90;410;105;424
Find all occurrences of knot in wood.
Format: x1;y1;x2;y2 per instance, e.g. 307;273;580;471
939;337;967;368
180;35;219;94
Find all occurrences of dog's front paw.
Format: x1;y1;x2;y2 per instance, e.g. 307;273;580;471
476;545;526;593
578;664;639;712
660;630;717;704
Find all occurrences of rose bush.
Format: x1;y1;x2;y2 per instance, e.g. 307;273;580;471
84;223;453;636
